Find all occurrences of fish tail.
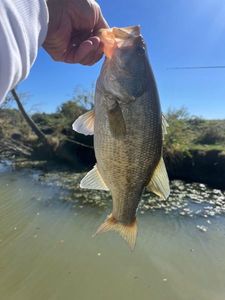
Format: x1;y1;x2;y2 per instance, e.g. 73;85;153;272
94;214;137;250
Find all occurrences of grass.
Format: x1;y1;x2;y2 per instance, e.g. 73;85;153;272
164;108;225;153
189;144;225;152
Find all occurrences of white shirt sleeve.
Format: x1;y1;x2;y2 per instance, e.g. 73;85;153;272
0;0;49;104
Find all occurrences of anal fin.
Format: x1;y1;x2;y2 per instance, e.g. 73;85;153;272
80;165;109;191
146;157;170;200
72;110;95;135
94;214;137;250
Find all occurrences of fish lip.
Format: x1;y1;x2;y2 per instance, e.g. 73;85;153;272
97;25;141;39
97;26;143;59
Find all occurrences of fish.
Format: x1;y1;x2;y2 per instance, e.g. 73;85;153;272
72;26;170;249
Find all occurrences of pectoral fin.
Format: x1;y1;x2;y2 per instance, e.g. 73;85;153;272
108;102;126;138
80;165;109;191
146;157;170;200
72;110;95;135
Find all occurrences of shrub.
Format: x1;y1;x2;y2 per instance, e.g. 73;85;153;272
164;107;193;150
196;127;225;145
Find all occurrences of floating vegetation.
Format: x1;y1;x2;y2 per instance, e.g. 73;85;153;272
37;171;225;219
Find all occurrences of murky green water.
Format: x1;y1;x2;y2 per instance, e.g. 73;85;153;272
1;162;225;300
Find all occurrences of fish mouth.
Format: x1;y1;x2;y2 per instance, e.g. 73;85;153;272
98;25;141;59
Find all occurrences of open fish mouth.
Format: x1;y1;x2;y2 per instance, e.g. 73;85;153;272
98;26;142;58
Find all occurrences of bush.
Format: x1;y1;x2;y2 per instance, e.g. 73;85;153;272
164;107;193;150
196;127;225;145
58;101;85;121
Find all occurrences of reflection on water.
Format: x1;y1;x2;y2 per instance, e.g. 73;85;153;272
0;164;225;300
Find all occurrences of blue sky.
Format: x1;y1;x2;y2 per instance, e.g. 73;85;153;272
19;0;225;119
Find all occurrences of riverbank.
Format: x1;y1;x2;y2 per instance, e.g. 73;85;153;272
1;105;225;189
2;145;224;190
165;148;225;190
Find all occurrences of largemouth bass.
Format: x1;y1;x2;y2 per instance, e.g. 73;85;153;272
73;26;170;249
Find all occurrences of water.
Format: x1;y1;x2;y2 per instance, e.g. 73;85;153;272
0;163;225;300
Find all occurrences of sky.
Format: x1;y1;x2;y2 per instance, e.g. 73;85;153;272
19;0;225;119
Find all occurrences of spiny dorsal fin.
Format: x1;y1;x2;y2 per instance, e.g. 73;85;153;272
80;165;109;191
72;110;95;135
146;157;170;200
108;102;126;138
94;214;137;250
162;114;169;138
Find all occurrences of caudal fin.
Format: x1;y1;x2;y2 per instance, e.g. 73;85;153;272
94;214;137;250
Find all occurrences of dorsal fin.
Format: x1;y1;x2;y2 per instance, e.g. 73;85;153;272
162;114;169;138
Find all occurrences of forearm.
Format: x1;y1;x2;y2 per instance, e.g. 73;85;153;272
0;0;49;104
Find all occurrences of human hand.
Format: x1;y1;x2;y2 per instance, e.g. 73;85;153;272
43;0;109;65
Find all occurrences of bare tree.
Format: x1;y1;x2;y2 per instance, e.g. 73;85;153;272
11;88;49;145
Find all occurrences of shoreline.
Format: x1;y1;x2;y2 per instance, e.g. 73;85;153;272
1;147;225;190
165;149;225;190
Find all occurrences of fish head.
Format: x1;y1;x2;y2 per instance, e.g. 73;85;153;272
98;26;148;100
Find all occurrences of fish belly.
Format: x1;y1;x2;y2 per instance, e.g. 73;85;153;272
94;89;162;224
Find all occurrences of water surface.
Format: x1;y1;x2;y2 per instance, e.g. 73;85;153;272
0;163;225;300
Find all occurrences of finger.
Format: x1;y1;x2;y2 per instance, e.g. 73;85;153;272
77;36;101;59
64;40;93;63
93;2;109;31
95;15;109;31
65;36;101;64
80;45;104;66
43;30;70;61
77;37;104;65
90;46;104;64
43;43;67;61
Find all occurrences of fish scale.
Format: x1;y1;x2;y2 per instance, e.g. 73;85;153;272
95;87;162;224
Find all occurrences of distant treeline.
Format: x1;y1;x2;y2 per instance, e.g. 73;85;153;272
1;100;225;153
